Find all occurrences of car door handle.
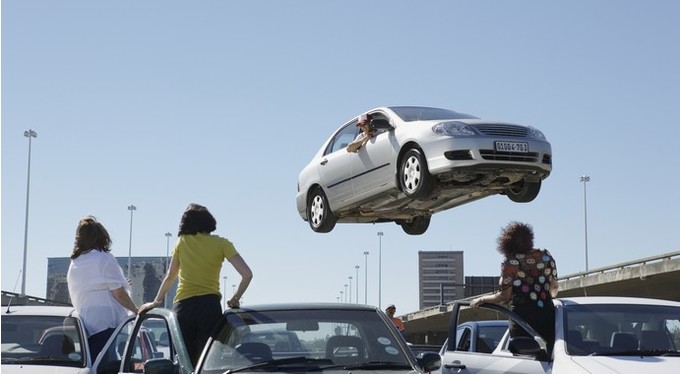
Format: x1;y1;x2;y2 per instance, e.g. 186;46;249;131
444;361;467;370
320;159;328;166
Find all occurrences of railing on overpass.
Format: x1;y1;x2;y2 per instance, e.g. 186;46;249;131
559;250;680;282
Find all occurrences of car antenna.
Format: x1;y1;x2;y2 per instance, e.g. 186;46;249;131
5;270;22;314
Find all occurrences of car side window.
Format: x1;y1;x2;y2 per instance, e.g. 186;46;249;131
97;319;134;374
325;123;358;155
456;327;471;351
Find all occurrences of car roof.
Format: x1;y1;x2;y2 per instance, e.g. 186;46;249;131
2;305;78;317
238;302;380;312
557;296;680;307
459;320;509;327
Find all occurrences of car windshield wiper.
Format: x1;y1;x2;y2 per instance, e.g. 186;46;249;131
223;356;334;374
342;361;413;370
590;349;680;357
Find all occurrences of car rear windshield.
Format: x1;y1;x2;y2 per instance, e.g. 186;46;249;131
1;315;85;367
389;106;479;122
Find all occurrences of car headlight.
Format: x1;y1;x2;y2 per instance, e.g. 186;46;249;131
432;121;477;136
528;126;547;140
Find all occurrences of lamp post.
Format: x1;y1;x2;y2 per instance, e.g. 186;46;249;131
340;291;343;304
355;265;360;304
21;129;37;296
363;251;369;304
164;232;172;270
348;276;353;304
344;284;348;303
223;276;228;309
127;205;137;279
377;231;383;309
164;232;172;308
580;175;591;271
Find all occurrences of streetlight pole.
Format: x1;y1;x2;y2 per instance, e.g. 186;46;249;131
580;175;591;271
340;291;343;304
223;276;228;309
344;284;348;303
348;276;353;304
21;129;37;296
363;251;369;304
377;231;383;309
164;232;172;270
164;232;172;308
127;205;137;279
355;265;360;304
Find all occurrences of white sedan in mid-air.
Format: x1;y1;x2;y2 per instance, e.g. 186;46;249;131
296;106;552;235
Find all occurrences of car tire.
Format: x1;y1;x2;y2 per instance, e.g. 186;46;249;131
397;216;431;235
399;148;433;199
307;187;337;233
506;179;541;203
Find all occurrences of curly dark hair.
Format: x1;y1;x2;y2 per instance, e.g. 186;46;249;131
496;221;534;257
178;203;217;236
71;216;112;259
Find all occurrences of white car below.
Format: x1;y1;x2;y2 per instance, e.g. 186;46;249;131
439;297;680;374
1;304;192;374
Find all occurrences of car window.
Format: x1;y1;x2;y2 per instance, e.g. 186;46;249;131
389;106;478;121
325;123;358;155
477;325;508;353
564;303;680;356
201;308;411;373
1;315;85;367
456;327;472;351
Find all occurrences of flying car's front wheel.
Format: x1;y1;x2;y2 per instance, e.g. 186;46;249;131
399;148;433;199
307;187;337;233
505;179;542;203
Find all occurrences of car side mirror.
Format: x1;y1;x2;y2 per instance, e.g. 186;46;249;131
417;351;441;372
370;118;393;130
143;358;176;374
508;337;548;360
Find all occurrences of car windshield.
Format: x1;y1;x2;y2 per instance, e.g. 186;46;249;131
389;106;479;122
564;303;680;356
1;315;86;367
200;308;411;373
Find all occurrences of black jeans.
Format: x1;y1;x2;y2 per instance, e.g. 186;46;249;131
509;302;556;354
88;327;115;362
174;294;222;366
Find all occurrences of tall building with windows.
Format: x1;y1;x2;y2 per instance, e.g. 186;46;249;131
418;251;464;309
46;256;176;307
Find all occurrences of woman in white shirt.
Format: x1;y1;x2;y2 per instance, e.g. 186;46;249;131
67;216;138;361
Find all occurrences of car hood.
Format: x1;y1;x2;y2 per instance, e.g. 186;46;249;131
570;355;678;373
0;365;91;374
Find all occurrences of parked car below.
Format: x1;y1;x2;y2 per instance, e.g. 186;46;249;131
439;297;680;374
296;106;552;235
1;305;192;374
172;303;441;374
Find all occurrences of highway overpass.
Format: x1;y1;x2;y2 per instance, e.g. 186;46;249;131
402;250;680;345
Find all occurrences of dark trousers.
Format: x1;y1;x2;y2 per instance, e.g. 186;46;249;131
89;327;115;362
174;294;222;366
509;303;556;354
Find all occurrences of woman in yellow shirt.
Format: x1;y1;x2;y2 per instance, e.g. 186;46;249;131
140;203;253;366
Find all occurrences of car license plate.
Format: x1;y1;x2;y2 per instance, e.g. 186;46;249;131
495;141;528;153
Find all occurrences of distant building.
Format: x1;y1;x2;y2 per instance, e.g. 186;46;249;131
418;251;464;309
46;256;176;307
418;251;500;309
463;275;500;298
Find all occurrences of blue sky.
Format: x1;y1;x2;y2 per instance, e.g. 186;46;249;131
2;1;679;315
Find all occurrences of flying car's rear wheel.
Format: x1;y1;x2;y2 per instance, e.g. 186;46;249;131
399;148;433;199
307;187;337;233
397;216;431;235
506;179;541;203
